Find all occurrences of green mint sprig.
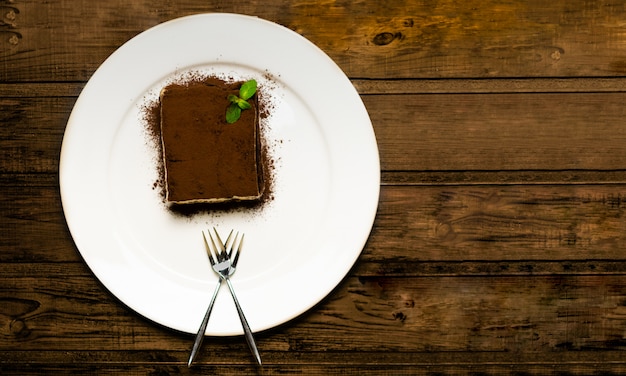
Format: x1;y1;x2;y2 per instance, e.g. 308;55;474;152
226;79;257;124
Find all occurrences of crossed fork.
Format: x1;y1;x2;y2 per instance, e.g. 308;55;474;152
188;228;262;366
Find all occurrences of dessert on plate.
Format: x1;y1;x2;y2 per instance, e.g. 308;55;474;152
159;78;264;205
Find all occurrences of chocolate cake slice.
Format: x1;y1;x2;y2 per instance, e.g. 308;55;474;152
159;78;263;204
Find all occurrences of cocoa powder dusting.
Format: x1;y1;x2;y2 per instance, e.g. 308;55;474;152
141;74;277;217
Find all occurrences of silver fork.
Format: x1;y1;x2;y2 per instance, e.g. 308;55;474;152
204;228;262;365
187;228;240;367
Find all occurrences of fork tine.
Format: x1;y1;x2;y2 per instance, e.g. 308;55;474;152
202;230;217;265
214;227;234;262
222;229;234;260
210;229;225;261
227;231;239;258
211;227;223;261
230;233;244;268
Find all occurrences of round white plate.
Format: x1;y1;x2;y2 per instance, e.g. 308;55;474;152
60;13;379;335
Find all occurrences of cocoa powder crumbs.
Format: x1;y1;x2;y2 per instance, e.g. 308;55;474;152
141;73;278;218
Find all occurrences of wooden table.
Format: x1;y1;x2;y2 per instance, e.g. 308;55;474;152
2;1;626;374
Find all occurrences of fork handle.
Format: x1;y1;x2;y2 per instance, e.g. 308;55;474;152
225;278;262;365
188;279;222;367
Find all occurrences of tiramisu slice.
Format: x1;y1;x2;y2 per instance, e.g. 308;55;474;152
159;78;263;204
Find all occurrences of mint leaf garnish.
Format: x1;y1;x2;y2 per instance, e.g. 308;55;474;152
225;79;257;123
226;103;242;124
239;80;257;101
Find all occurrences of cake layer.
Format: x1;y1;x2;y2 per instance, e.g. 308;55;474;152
159;78;263;204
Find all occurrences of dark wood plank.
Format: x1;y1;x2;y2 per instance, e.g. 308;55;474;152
1;351;625;375
4;91;626;174
354;77;626;95
4;77;626;98
4;1;626;81
5;174;626;264
365;92;626;171
0;97;70;174
382;170;626;186
0;174;78;263
369;185;626;262
3;266;626;356
0;83;84;97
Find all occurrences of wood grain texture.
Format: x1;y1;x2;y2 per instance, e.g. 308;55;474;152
1;353;624;375
3;91;626;174
2;267;626;370
370;185;626;262
4;175;626;265
0;174;76;263
367;92;626;171
3;0;626;373
3;0;626;81
0;97;70;173
5;260;626;351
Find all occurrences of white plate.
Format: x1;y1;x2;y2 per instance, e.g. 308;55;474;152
60;13;379;335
